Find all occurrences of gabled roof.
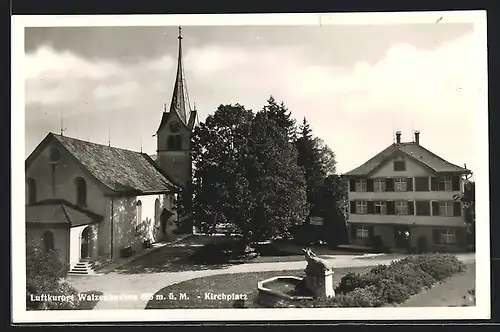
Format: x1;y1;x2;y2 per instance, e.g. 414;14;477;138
26;200;103;227
26;133;181;194
343;142;471;177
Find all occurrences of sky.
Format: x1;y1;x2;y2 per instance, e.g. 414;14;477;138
24;22;480;175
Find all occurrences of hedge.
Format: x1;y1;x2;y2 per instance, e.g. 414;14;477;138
284;254;466;308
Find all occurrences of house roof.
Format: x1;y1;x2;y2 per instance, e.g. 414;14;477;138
26;133;181;194
26;200;103;227
343;142;471;177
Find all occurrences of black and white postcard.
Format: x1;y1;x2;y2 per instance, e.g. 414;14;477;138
11;11;489;323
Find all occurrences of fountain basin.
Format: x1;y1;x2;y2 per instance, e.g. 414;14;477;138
257;276;315;307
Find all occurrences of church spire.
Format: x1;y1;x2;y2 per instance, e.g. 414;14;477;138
169;26;190;124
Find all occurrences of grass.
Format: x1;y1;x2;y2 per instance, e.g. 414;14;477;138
400;263;476;307
145;266;373;309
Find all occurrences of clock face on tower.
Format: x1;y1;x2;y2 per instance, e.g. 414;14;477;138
170;120;181;133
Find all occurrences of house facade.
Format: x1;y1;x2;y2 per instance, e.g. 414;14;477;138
25;27;198;272
343;131;472;253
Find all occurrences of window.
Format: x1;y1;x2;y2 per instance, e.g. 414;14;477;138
440;229;456;244
415;177;430;191
355;180;367;192
394;178;407;192
374;179;386;192
374;202;386;215
356;201;367;214
42;230;54;252
393;159;406;171
356;226;370;240
439;176;453;191
154;198;161;225
167;135;182;150
439;202;453;216
416;201;431;216
396;201;408;215
75;177;87;206
136;200;143;226
26;178;37;205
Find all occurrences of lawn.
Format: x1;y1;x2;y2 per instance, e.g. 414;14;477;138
145;266;373;309
400;263;476;307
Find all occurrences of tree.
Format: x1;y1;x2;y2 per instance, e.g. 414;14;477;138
454;179;475;243
246;112;309;241
262;95;297;142
295;117;327;218
182;104;255;236
26;242;80;310
316;138;337;176
320;174;348;245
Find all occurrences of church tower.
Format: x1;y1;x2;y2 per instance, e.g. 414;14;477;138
156;27;198;188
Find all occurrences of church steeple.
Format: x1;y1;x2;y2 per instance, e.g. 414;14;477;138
169;26;190;124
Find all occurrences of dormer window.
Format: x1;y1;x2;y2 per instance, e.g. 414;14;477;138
393;157;406;171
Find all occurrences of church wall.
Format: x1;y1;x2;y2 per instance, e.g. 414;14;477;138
26;225;70;268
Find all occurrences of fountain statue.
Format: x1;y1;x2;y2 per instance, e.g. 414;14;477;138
302;248;335;298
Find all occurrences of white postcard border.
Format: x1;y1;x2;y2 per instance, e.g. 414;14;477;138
11;11;489;323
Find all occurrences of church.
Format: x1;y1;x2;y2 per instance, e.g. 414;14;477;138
25;27;197;273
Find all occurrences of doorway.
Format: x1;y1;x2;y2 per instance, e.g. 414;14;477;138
393;225;410;249
160;209;174;236
80;227;91;260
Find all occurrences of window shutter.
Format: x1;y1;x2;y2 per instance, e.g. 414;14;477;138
432;201;440;216
452;175;460;191
367;201;375;214
456;228;466;246
350;224;357;240
366;179;374;192
433;229;441;244
386;201;395;215
453;202;462;216
407;177;413;191
430;177;438;191
368;226;374;240
408;201;414;215
349;179;355;192
386;178;394;192
350;201;356;214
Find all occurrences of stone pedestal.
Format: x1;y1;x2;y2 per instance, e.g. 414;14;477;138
305;268;335;299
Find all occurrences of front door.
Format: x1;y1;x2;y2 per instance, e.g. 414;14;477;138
394;225;410;249
80;227;91;259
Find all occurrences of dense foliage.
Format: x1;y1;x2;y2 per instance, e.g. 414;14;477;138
26;242;80;310
178;96;347;245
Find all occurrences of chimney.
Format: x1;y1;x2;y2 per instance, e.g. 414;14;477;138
395;131;401;144
414;130;420;145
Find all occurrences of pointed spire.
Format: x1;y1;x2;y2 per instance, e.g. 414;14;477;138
169;26;190;124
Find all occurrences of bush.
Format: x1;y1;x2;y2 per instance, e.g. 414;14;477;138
332;254;466;307
417;236;429;253
120;245;135;258
26;242;80;310
189;238;257;264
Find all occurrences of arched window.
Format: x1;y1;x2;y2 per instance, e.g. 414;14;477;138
136;200;143;226
26;178;37;205
75;177;87;206
42;230;54;252
154;198;160;225
167;135;182;151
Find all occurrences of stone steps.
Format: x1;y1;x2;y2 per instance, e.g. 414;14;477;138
68;261;97;276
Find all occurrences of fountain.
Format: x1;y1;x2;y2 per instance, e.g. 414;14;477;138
257;248;336;307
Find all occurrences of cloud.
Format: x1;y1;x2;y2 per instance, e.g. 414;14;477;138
25;32;480;174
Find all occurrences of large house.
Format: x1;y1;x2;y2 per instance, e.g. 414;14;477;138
25;27;197;273
343;130;472;252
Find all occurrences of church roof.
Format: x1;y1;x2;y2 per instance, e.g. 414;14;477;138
26;133;181;194
26;200;103;227
343;141;471;177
